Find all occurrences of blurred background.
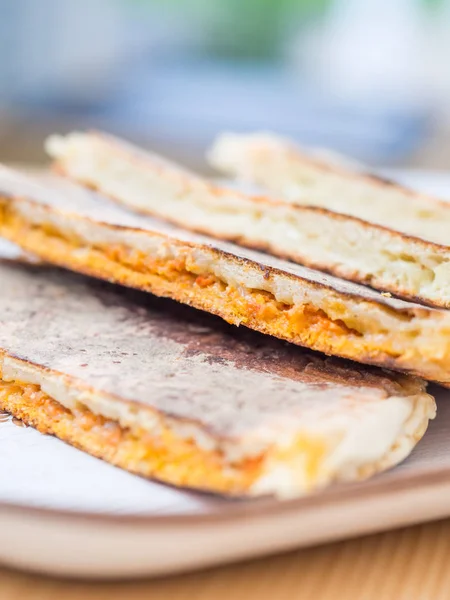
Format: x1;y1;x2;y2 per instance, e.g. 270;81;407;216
2;0;450;172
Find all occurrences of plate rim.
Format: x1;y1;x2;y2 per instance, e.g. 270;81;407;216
2;459;450;526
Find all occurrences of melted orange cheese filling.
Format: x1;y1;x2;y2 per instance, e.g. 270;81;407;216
0;377;266;494
0;206;366;345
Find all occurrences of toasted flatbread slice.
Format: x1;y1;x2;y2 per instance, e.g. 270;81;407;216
208;132;450;307
47;131;450;309
0;260;435;497
1;167;450;384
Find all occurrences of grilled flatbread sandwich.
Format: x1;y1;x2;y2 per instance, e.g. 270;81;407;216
0;260;435;497
45;130;450;309
2;167;450;384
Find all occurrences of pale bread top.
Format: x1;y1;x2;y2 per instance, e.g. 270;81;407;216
208;132;450;247
43;132;450;309
0;164;438;315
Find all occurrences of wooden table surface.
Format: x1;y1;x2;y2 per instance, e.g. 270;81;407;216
1;518;450;600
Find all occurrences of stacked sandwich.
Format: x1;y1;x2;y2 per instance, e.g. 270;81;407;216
3;129;450;498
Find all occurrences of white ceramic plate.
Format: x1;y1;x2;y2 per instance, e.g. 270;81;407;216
2;171;450;580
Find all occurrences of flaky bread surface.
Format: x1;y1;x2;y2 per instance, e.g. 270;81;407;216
45;132;450;308
209;132;450;307
208;132;450;246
